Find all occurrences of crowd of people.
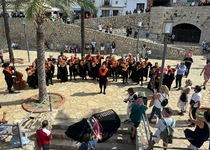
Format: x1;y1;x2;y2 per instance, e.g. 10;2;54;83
1;47;210;149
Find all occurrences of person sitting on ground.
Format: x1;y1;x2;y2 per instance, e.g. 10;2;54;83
130;98;148;140
151;107;176;150
123;88;138;123
10;126;30;148
184;106;210;149
78;133;98;150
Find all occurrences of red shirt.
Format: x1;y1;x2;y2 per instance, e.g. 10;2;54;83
36;128;52;147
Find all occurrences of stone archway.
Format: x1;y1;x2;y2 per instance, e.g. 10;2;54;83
173;23;201;43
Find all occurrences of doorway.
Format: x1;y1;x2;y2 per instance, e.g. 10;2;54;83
173;23;201;43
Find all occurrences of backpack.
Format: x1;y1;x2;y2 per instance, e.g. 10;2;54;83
180;92;187;102
159;94;168;107
160;118;174;144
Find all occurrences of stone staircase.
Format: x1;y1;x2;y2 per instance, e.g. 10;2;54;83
50;117;136;150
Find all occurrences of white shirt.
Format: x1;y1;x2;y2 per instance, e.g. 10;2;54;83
91;41;96;47
98;25;102;31
191;92;201;108
154;93;169;109
155;118;176;138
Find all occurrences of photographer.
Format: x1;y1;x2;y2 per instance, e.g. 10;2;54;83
123;88;138;123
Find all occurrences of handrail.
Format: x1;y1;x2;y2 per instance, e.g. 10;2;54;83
0;94;53;149
140;113;210;149
19;95;52;126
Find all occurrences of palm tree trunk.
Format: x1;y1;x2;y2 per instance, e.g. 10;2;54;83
2;0;13;62
37;25;47;102
81;6;85;58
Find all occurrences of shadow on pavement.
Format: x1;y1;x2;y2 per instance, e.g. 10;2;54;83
71;91;99;97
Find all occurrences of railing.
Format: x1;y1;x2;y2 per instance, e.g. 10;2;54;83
0;95;52;148
140;113;210;150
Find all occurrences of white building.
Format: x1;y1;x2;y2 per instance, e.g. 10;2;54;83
70;0;148;18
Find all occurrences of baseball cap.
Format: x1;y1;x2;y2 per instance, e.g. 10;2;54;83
164;107;173;115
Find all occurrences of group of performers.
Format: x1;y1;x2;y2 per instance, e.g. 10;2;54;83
2;52;177;94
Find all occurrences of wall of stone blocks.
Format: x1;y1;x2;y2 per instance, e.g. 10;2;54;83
0;18;198;60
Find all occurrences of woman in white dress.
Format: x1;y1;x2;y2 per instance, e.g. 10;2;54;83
177;79;192;115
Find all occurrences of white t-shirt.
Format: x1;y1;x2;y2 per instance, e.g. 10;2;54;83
154;93;169;109
101;46;105;51
155;118;176;138
191;92;201;108
98;25;102;31
91;41;96;47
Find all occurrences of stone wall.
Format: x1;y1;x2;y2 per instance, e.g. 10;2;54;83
150;7;210;43
74;13;150;30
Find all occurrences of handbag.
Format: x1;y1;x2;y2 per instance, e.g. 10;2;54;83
180;92;187;102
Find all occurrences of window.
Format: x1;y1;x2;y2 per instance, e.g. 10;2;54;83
116;1;118;4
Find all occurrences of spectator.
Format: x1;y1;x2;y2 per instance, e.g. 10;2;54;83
106;41;110;54
200;62;210;90
184;106;210;149
185;49;193;59
100;43;105;55
171;34;175;44
0;112;12;141
36;120;52;150
109;25;112;34
105;25;108;33
91;39;96;54
188;85;202;127
174;62;186;90
177;79;192;116
0;48;4;64
111;41;116;54
10;126;30;148
123;88;138;123
130;98;148;140
145;47;152;58
148;85;170;123
202;40;208;53
78;133;97;150
183;54;193;78
98;24;102;32
151;107;176;150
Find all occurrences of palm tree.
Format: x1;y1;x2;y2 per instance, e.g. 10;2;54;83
1;0;14;62
14;0;72;102
76;0;96;57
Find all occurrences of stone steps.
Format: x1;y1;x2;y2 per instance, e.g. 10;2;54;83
50;139;136;150
52;119;131;134
51;117;136;150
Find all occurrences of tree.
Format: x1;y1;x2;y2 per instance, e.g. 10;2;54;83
76;0;96;58
1;0;14;62
14;0;72;102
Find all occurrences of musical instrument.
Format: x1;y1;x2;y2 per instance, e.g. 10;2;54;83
92;62;97;67
28;69;35;76
12;59;27;90
122;64;129;71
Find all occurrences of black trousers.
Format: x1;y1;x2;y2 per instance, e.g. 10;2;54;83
0;56;4;63
191;107;198;125
175;74;183;87
6;79;13;92
112;68;118;81
99;79;107;92
43;144;50;150
122;71;128;84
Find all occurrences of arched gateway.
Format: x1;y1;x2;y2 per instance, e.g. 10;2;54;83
173;23;201;43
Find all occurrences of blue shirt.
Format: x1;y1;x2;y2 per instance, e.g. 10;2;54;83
10;136;30;148
177;65;186;75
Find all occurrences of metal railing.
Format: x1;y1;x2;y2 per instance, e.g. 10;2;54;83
140;113;210;150
0;94;52;148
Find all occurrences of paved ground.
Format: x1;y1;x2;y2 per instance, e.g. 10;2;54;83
0;50;209;149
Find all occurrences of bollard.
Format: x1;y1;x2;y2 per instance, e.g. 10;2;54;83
17;122;23;148
49;95;52;112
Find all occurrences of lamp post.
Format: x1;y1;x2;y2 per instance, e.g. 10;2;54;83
136;21;142;61
159;20;173;91
22;21;30;62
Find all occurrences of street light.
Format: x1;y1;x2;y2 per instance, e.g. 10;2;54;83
22;20;30;62
159;20;173;91
136;21;142;61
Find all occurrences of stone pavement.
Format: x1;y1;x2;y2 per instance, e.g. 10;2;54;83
0;50;209;149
